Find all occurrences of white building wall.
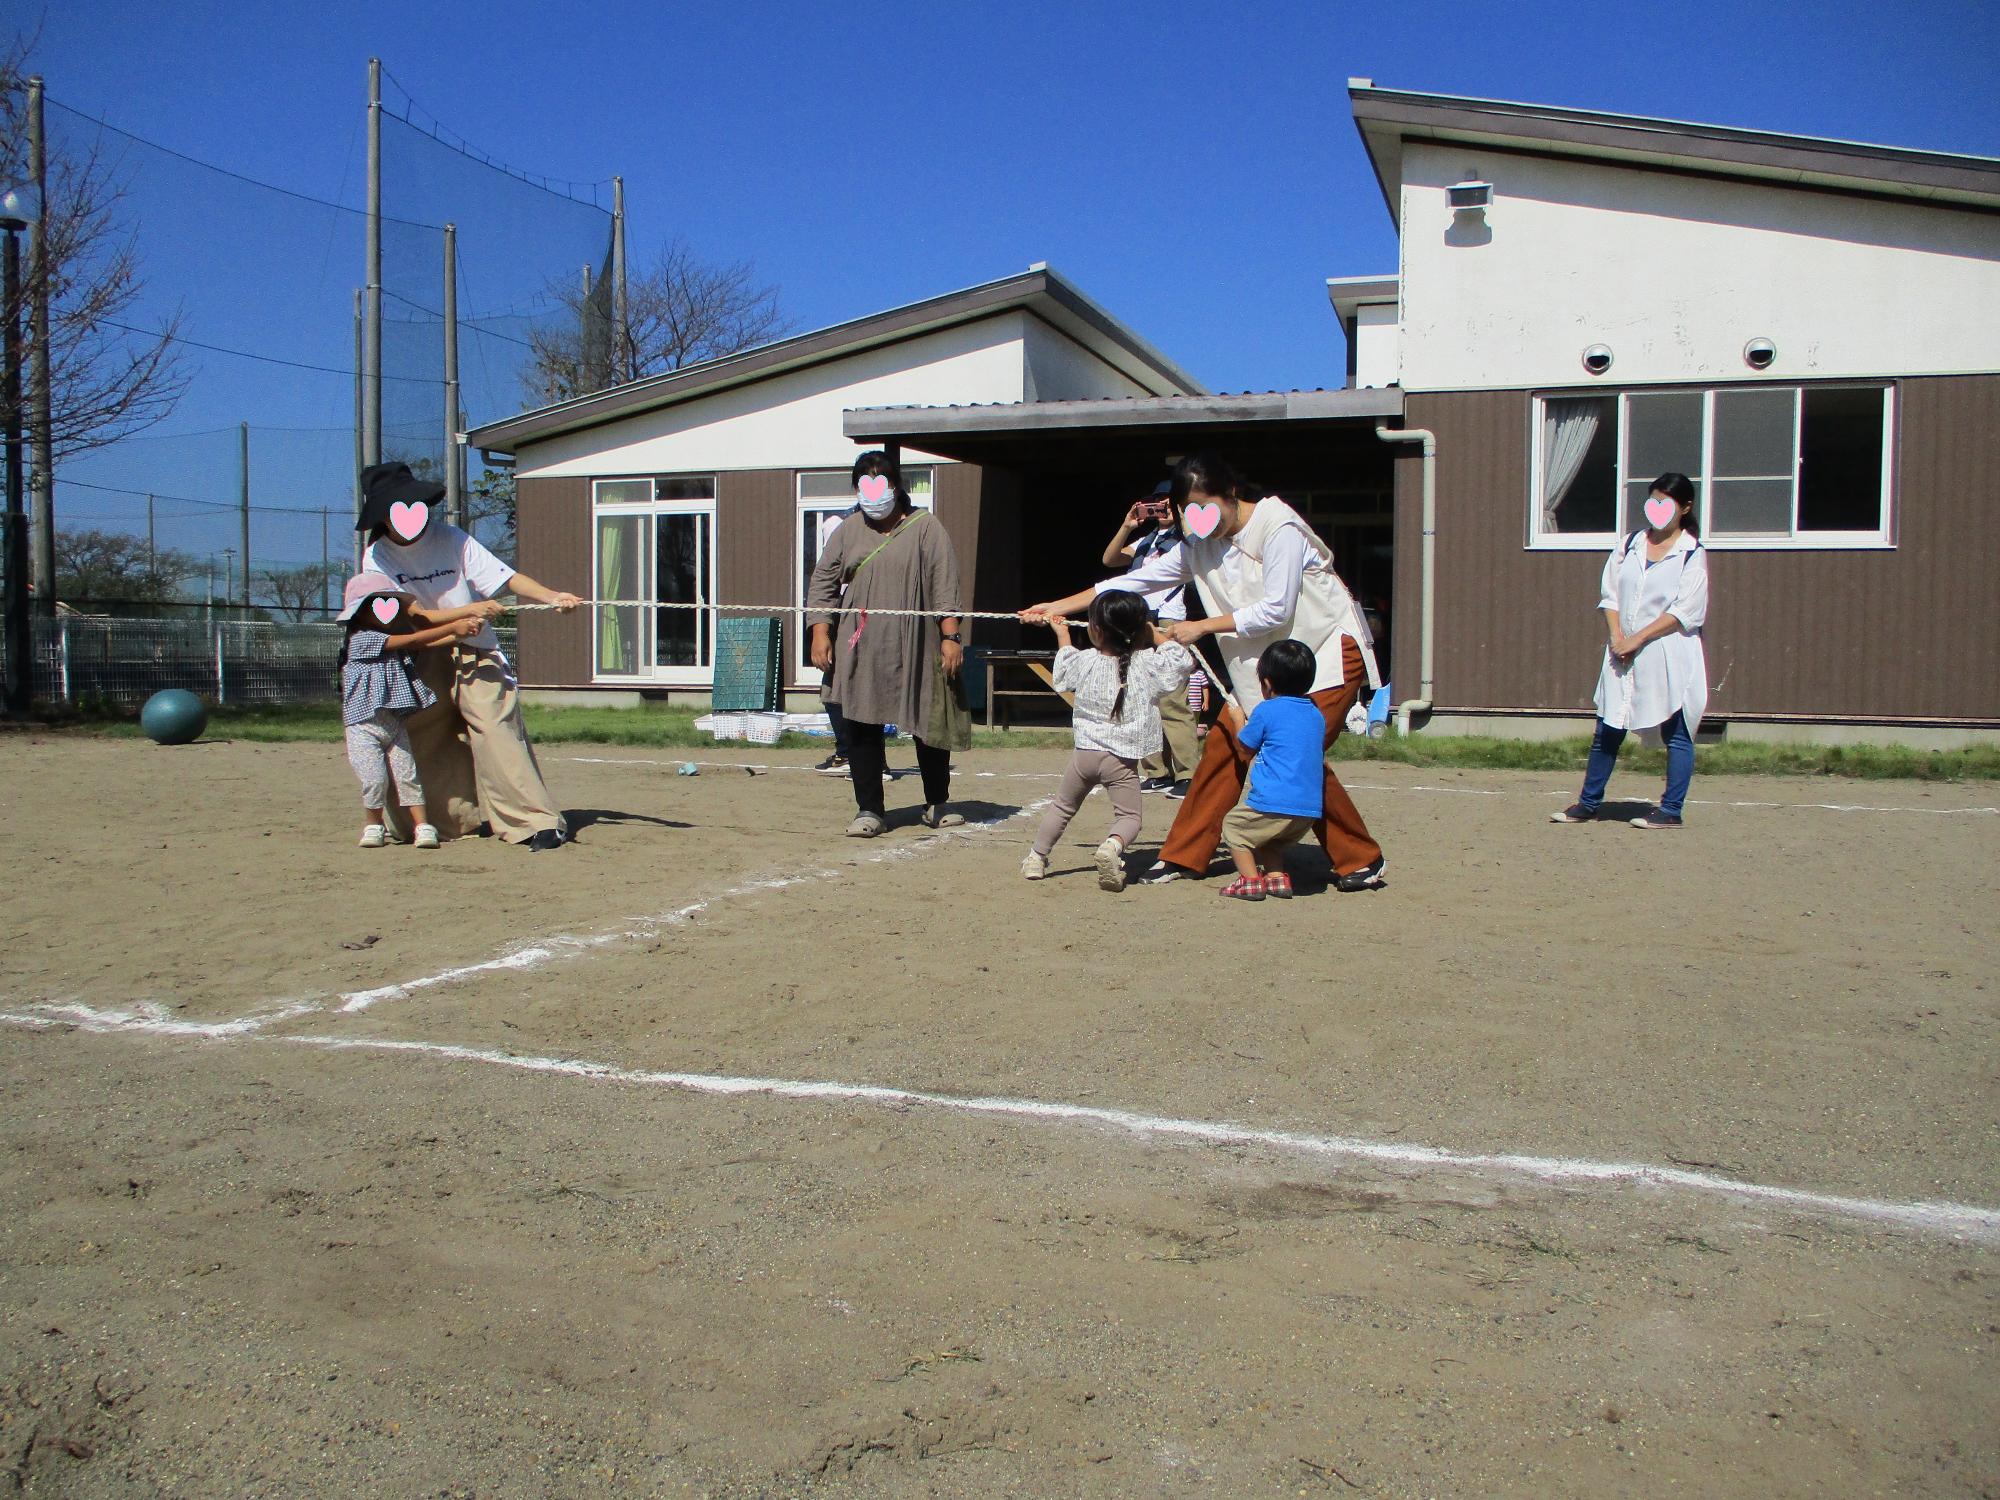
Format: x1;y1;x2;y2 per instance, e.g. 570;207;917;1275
1021;315;1153;400
1352;302;1400;388
514;314;1034;478
1397;140;2000;392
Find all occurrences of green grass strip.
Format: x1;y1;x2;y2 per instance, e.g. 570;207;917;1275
33;703;2000;780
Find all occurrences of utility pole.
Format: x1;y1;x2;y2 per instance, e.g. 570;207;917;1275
579;263;595;392
352;288;364;569
237;421;251;606
612;175;629;382
223;548;235;613
320;507;330;616
26;75;53;617
442;222;463;528
361;59;382;470
2;220;26;712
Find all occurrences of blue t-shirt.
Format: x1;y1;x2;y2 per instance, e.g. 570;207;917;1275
1239;696;1324;818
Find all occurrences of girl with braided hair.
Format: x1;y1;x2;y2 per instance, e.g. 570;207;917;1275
1020;590;1193;892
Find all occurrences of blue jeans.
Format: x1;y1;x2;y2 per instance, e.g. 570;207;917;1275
1578;711;1693;818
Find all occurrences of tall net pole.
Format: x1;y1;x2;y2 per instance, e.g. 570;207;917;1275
237;420;251;606
26;76;53;616
361;59;383;472
442;222;462;528
612;176;628;383
352;289;363;568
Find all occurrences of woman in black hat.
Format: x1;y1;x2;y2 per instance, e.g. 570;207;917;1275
357;461;581;851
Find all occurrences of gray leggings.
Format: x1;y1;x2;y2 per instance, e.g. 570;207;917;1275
345;711;424;811
1033;749;1143;857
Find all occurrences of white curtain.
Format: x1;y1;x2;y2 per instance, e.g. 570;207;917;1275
1541;399;1601;532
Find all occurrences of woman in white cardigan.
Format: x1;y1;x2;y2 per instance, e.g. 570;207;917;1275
1024;451;1387;889
1552;471;1710;830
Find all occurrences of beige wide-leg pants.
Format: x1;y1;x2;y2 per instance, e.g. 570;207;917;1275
390;646;565;844
1139;682;1199;781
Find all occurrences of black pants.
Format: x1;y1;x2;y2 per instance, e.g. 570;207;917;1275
844;721;951;816
825;697;853;760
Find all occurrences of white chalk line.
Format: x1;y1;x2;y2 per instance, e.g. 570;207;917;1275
4;1008;1991;1245
562;755;1997;817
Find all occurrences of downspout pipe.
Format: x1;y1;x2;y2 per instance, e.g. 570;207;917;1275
1374;422;1436;735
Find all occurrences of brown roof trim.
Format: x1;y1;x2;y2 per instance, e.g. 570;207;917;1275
467;266;1203;453
1349;83;2000;220
844;386;1405;441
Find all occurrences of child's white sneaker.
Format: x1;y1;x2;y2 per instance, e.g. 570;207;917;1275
358;824;387;849
1020;849;1048;880
412;823;440;850
1094;837;1128;892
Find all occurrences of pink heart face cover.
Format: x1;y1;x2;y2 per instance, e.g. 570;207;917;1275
369;596;400;626
1183;501;1223;539
856;475;892;506
387;500;430;542
1643;495;1678;531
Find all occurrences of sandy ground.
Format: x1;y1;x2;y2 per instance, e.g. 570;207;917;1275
0;732;1994;1497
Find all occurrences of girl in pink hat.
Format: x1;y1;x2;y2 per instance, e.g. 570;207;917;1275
336;572;481;849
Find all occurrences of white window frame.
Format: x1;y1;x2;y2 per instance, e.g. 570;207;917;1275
1527;384;1896;552
589;475;719;686
791;466;934;686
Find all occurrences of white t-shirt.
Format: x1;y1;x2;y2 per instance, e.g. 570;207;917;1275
364;523;516;656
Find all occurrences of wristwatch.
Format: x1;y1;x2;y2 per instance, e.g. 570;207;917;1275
939;631;963;644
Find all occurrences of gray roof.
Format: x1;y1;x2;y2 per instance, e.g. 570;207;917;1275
1349;81;2000;219
467;265;1204;454
844;386;1404;443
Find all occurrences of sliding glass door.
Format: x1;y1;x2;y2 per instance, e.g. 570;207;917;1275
592;477;717;685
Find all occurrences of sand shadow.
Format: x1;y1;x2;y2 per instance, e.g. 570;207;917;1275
565;807;694;837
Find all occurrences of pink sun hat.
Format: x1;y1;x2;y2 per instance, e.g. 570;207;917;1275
334;571;415;623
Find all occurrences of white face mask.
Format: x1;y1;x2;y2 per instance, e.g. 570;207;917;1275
856;473;898;521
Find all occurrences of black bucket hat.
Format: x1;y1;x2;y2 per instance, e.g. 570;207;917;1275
355;461;446;534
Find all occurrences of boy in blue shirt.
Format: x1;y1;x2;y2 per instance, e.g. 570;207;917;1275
1220;639;1324;901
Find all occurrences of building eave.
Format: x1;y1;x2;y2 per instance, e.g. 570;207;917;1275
1348;80;2000;223
466;265;1205;455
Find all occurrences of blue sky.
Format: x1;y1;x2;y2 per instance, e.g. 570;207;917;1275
24;0;2000;580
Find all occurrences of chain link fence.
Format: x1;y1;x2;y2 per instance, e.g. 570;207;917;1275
4;616;516;709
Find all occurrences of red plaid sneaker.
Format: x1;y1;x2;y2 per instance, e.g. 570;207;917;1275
1220;874;1266;902
1263;871;1294;899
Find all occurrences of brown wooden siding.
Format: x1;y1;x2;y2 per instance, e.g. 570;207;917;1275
1402;376;2000;722
514;475;590;686
713;468;795;685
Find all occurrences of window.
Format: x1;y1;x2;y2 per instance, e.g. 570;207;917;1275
792;466;933;683
591;476;717;684
1530;386;1893;549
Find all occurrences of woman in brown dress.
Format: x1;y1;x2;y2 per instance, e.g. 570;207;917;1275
807;451;972;836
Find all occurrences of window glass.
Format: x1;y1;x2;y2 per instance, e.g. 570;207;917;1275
799;471;853;501
1710;478;1794;536
594;478;651;506
655;475;716;502
1799;389;1887;532
594;512;648;676
1713;389;1797;479
1622;392;1706;532
654;512;711;668
1539;396;1617;534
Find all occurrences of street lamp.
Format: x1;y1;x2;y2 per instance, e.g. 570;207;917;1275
1;183;43;715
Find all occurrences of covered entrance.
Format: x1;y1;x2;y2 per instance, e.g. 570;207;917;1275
843;389;1408;714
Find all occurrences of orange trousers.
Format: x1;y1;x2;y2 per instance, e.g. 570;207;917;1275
1159;636;1383;878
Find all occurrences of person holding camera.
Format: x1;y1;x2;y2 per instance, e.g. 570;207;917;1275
1102;481;1199;797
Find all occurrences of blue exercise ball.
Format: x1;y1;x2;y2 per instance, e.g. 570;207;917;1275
140;689;209;745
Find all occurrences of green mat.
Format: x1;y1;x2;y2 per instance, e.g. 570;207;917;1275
712;617;782;711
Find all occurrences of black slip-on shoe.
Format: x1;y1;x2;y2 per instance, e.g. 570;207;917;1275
1334;855;1386;892
527;829;566;852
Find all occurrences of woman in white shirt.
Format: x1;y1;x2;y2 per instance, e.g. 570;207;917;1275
1024;451;1386;890
1551;471;1710;830
357;461;582;851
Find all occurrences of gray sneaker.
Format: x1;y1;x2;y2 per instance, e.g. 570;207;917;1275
845;812;886;838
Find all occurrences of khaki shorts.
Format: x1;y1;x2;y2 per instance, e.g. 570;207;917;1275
1222;803;1317;852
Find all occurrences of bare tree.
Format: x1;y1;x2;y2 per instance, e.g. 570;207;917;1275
526;237;788;403
55;526;195;603
258;562;337;621
1;32;189;459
